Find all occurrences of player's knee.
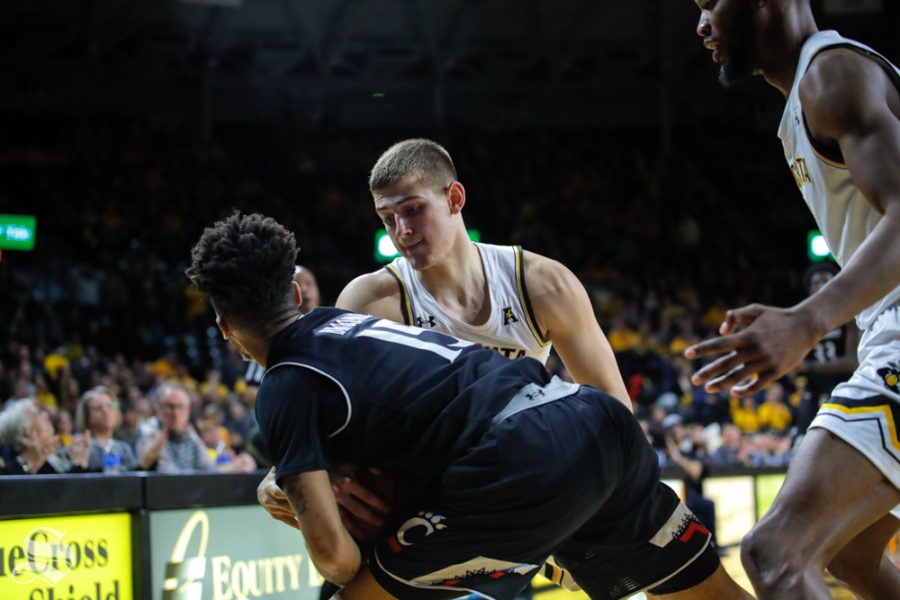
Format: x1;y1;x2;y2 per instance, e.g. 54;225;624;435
740;527;765;580
740;523;794;591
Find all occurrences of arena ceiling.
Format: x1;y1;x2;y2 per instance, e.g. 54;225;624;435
1;0;896;128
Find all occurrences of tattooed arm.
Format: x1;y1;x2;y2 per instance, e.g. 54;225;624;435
281;470;362;585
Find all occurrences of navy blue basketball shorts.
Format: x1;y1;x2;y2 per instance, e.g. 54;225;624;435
370;380;720;599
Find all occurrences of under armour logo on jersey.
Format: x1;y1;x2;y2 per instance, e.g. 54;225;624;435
525;389;546;402
502;307;519;326
416;315;437;328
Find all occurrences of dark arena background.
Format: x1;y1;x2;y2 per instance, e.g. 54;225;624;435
1;1;898;599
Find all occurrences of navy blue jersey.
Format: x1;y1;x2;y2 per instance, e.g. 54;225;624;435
256;307;550;485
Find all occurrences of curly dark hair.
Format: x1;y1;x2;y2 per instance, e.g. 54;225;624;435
186;211;299;335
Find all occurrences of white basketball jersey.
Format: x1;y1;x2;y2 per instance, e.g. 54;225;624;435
384;243;552;363
778;30;900;330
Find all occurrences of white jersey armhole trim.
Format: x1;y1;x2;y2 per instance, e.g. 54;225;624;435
513;245;550;347
263;361;352;438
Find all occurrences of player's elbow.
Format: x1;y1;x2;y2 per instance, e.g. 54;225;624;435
308;535;360;585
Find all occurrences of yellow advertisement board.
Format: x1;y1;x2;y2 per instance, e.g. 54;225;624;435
0;513;132;600
704;476;755;548
755;473;786;521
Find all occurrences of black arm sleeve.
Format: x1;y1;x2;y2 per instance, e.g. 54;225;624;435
255;366;334;485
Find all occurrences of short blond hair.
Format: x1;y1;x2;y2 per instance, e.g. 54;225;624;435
369;138;457;191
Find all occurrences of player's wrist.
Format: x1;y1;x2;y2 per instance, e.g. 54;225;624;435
792;303;832;344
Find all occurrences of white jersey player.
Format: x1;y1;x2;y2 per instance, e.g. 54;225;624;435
385;243;551;363
688;2;900;598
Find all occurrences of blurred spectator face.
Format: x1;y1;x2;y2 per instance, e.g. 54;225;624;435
295;267;320;313
228;401;246;422
22;404;59;455
33;407;55;443
159;388;191;433
753;433;775;452
122;406;138;430
126;385;143;404
372;178;462;271
87;391;120;434
775;434;793;454
241;385;258;409
197;420;221;449
12;378;33;399
17;353;32;379
135;397;153;422
189;390;203;415
703;393;720;405
765;383;784;404
668;422;686;443
65;378;81;402
689;423;705;446
6;402;58;454
203;403;225;426
808;270;834;295
722;424;741;447
55;411;73;437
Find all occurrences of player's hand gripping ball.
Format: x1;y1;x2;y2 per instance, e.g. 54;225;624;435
332;467;420;550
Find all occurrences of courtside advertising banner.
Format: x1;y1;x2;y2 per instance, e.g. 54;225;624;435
0;513;133;600
149;506;322;600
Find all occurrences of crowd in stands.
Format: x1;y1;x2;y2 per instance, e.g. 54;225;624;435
0;339;260;475
0;116;842;477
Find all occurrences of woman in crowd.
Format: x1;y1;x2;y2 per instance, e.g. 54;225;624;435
0;398;91;474
75;386;138;472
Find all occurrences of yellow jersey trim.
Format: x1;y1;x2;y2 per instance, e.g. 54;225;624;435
514;246;549;346
810;144;847;169
821;402;900;452
383;264;414;326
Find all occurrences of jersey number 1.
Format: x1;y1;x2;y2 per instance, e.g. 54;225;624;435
357;319;474;362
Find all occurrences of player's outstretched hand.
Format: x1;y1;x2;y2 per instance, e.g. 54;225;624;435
257;466;299;530
685;303;820;396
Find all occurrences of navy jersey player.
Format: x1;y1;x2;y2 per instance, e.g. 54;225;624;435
186;212;753;600
687;1;900;598
259;138;629;593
